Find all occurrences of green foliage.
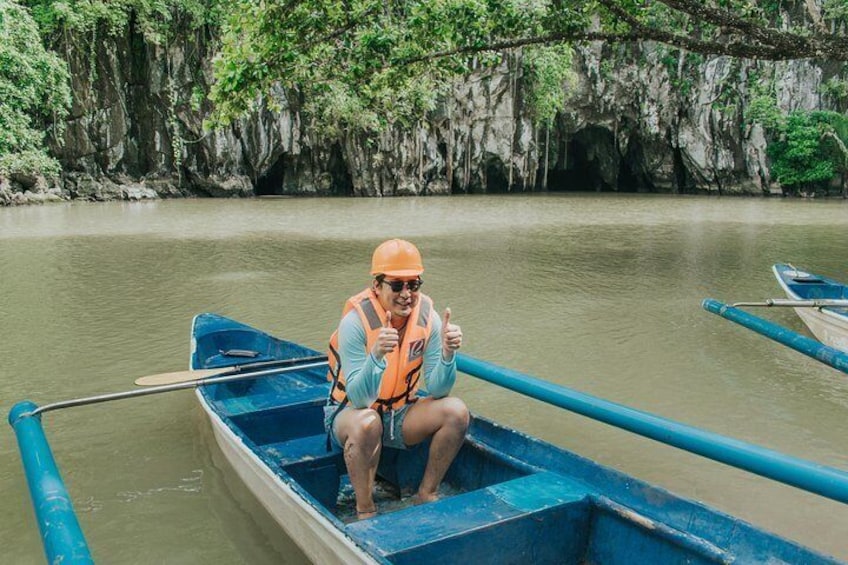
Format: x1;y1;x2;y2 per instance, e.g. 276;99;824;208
209;0;577;133
657;48;708;98
522;44;575;126
746;74;848;193
768;112;835;190
0;148;62;176
823;0;848;22
0;0;70;177
766;111;848;192
24;0;221;42
745;76;785;131
821;76;848;110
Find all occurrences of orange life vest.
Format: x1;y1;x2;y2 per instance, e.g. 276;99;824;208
327;288;434;411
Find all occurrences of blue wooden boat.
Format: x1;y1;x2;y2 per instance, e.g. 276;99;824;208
187;313;844;564
773;263;848;353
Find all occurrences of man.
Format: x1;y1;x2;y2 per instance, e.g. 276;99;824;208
325;239;469;519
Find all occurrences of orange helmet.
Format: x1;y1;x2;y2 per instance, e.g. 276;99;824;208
370;239;424;277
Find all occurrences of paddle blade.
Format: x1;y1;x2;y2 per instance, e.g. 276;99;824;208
134;366;235;386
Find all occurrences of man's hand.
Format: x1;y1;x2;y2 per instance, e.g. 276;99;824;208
372;311;399;361
441;307;462;360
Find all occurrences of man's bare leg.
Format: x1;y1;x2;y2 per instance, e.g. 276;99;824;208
334;408;383;517
402;397;470;502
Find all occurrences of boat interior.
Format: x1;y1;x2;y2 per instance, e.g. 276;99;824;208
780;267;848;300
192;318;822;565
201;371;786;564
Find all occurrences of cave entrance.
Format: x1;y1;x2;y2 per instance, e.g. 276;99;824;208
544;127;662;193
255;154;287;196
255;145;354;196
484;154;510;193
546;126;617;192
617;141;654;193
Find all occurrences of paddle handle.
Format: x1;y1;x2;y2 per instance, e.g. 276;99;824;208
12;358;329;422
135;354;329;386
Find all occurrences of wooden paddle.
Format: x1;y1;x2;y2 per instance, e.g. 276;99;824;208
15;358;331;421
134;354;329;386
731;299;848;308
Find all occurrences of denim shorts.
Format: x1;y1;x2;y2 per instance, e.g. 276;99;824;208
324;403;413;450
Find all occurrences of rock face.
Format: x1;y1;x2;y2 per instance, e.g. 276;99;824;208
9;21;838;203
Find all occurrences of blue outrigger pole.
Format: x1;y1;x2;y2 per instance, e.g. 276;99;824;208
456;354;848;505
702;298;848;376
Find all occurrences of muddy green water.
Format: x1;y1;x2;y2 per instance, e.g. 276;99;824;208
1;194;847;563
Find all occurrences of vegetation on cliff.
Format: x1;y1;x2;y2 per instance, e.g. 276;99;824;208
748;83;848;195
0;0;70;177
3;0;848;193
209;0;575;132
1;0;220;182
209;0;848;125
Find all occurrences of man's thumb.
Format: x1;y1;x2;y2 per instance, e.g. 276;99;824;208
386;311;392;327
442;307;451;329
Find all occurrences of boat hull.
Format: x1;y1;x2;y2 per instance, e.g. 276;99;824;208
773;264;848;352
197;390;376;565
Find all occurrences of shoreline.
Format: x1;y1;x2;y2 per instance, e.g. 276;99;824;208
2;174;846;207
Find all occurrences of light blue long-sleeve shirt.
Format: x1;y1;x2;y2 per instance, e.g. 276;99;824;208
337;309;457;408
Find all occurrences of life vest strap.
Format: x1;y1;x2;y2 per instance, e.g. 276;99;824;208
374;362;421;412
327;343;345;402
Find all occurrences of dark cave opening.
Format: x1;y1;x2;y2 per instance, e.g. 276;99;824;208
327;144;354;196
545;127;660;193
254;144;353;196
255;154;287;196
484;155;510;193
617;141;654;193
672;147;697;194
546;127;616;192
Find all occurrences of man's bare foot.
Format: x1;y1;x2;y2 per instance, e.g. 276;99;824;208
412;492;440;505
356;507;377;520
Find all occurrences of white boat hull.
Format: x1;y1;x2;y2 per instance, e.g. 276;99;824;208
790;307;848;353
773;266;848;353
195;391;376;565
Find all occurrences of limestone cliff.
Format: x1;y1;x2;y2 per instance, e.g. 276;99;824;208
3;20;840;204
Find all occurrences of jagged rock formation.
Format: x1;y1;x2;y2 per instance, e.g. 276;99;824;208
3;21;838;205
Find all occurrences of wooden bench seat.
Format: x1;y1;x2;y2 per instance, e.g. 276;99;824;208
346;471;591;564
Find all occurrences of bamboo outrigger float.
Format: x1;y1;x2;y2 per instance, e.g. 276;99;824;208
9;313;848;564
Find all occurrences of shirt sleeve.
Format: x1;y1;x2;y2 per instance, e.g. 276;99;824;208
420;312;457;398
337;310;385;408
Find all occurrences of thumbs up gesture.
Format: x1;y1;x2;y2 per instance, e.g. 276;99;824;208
441;308;463;360
372;311;399;361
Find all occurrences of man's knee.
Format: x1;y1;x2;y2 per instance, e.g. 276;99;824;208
345;409;383;445
439;397;470;432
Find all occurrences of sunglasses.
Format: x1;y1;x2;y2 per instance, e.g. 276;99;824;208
380;278;423;292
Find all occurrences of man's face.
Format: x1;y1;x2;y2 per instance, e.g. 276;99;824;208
373;277;422;320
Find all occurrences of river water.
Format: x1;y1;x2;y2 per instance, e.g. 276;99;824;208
1;194;847;563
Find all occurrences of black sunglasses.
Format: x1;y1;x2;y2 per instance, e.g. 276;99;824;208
380;278;423;292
